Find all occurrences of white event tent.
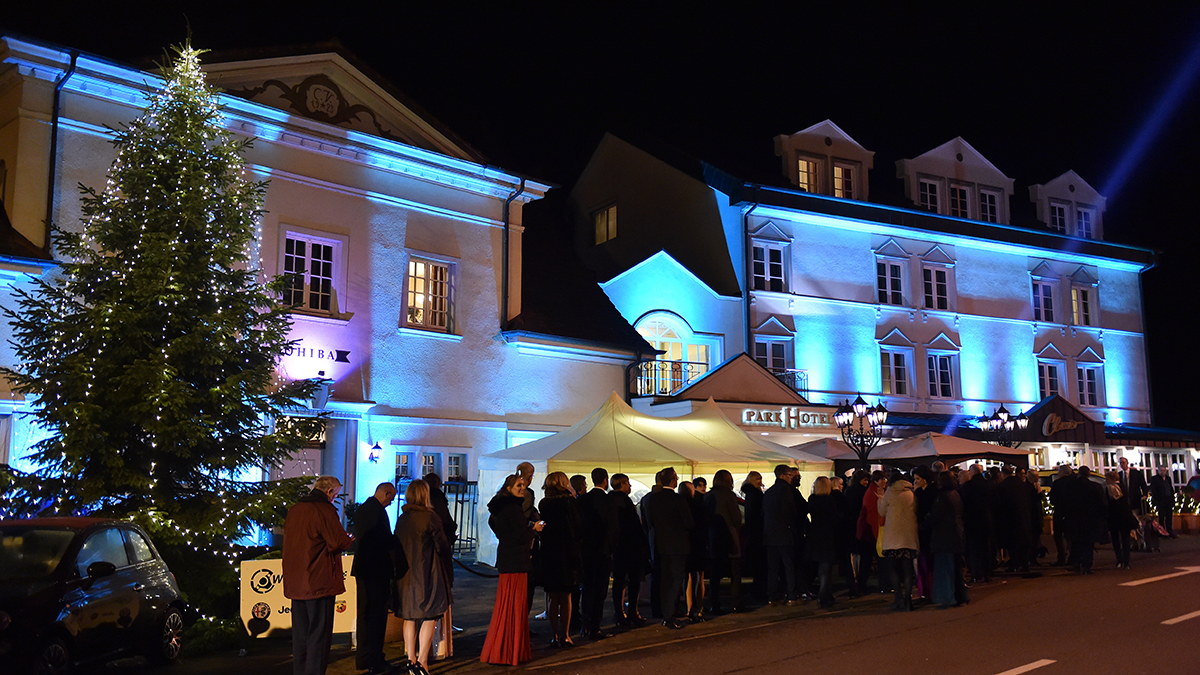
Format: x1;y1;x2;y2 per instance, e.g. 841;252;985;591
867;432;1031;469
475;392;832;565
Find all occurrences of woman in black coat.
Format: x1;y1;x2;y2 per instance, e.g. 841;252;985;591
805;476;840;608
706;470;743;614
394;479;453;673
481;474;544;666
680;481;708;621
538;471;583;647
922;471;968;608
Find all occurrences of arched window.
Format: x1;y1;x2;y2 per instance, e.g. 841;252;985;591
634;315;719;396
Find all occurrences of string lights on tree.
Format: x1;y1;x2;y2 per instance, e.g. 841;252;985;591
0;43;324;606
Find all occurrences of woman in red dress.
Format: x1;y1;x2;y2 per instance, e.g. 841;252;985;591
480;474;543;666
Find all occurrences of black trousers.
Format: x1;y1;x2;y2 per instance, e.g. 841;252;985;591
611;559;644;619
581;553;612;632
657;554;688;620
354;576;390;670
765;544;795;601
291;596;335;675
708;556;741;611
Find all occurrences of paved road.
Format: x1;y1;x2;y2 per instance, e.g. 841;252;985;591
99;534;1200;675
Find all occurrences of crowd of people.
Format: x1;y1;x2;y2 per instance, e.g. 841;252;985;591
480;458;1180;667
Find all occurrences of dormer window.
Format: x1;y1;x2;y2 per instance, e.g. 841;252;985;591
979;190;1000;223
919;180;940;213
949;184;970;219
833;162;855;199
797;157;820;193
1076;208;1095;239
1049;202;1069;233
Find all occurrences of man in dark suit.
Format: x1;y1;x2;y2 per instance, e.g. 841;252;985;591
1118;456;1149;516
351;482;397;674
1068;466;1106;573
641;467;693;629
762;464;798;605
997;465;1031;574
960;464;995;583
578;467;618;639
610;473;648;626
1149;465;1177;538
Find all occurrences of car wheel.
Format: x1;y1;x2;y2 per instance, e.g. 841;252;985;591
149;608;184;664
35;637;71;675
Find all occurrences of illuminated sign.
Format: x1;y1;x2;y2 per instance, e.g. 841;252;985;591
742;407;833;429
1042;413;1081;437
285;346;351;363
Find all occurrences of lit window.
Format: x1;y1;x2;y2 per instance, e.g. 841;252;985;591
421;453;440;478
594;204;617;244
752;244;786;292
1077;366;1101;406
919;180;939;212
396;453;412;479
635;316;717;395
833;163;854;199
876;261;903;305
1072;286;1092;326
1038;362;1061;399
926;353;955;398
949;185;969;218
797;158;820;193
1032;281;1055;322
284;234;337;313
1076;208;1094;239
1049;203;1068;233
979;190;999;223
406;257;452;331
880;351;909;396
447;454;465;481
922;266;949;310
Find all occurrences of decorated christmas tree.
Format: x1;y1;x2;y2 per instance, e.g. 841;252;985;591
1;44;323;604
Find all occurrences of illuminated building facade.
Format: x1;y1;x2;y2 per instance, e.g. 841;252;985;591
573;124;1197;481
0;37;649;529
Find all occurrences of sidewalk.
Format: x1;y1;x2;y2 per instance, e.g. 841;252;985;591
203;532;1200;675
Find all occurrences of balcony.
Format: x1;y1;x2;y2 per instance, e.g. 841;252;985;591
631;360;709;396
768;367;810;398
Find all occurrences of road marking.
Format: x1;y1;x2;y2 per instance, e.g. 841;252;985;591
996;660;1056;675
1119;566;1200;587
1162;609;1200;625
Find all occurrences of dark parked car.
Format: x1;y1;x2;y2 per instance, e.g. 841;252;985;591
0;517;185;673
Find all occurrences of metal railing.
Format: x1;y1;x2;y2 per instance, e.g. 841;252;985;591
768;367;809;398
631;360;710;396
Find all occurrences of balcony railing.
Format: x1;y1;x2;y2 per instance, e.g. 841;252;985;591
631;360;709;396
768;367;810;398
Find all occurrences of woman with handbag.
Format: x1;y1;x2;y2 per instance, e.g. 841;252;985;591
395;479;453;675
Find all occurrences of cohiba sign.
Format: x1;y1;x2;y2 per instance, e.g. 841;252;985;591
742;407;833;429
1042;413;1081;437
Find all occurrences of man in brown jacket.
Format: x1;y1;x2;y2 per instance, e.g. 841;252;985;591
283;476;354;675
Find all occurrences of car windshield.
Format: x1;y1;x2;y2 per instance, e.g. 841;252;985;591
0;527;78;581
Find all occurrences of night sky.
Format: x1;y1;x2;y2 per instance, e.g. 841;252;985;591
4;4;1200;429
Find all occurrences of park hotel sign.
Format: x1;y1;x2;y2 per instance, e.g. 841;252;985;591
742;406;833;430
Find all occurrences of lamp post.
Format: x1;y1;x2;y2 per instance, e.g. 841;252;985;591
978;403;1028;448
835;394;889;468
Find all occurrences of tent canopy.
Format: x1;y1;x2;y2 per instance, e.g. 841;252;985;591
855;432;1031;470
481;392;834;477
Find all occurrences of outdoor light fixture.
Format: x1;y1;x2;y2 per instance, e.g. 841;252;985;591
368;442;381;463
979;405;1027;447
835;394;889;468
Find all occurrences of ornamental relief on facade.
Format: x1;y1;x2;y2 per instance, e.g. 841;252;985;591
228;74;409;144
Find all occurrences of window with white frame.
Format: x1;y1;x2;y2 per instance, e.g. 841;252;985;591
283;231;345;314
636;315;719;395
880;350;910;396
752;243;786;292
1072;286;1093;326
919;180;939;213
1075;207;1095;239
876;260;904;305
421;452;441;479
1076;365;1101;407
594;204;617;244
979;190;1000;223
447;453;466;481
396;453;413;480
833;163;855;199
949;184;970;219
1049;202;1068;233
926;353;956;399
405;256;453;332
1032;280;1056;322
797;157;820;193
922;265;949;310
754;338;790;372
1038;361;1062;399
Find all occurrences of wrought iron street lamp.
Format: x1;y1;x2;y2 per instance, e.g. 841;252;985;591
978;403;1028;448
835;394;889;468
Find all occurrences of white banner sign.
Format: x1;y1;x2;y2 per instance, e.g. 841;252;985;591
240;556;357;638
